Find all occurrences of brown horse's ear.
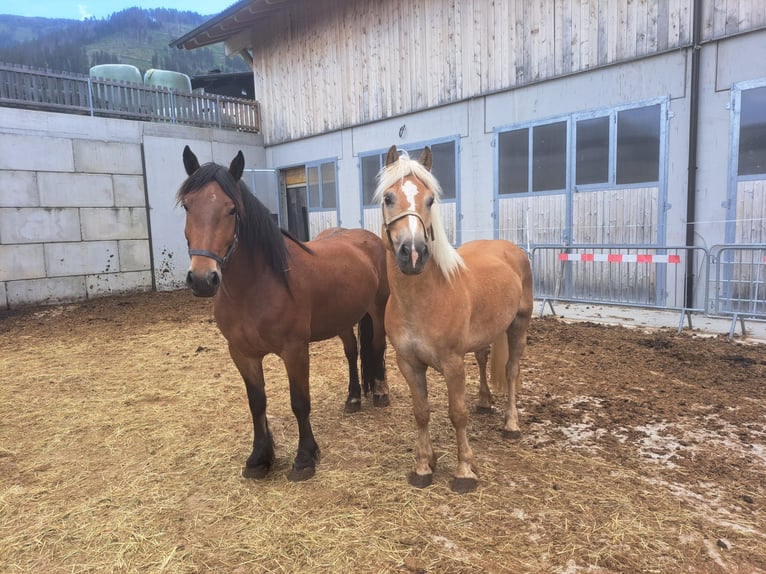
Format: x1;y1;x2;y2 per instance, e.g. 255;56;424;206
229;150;245;181
183;145;200;175
418;147;433;171
385;145;399;167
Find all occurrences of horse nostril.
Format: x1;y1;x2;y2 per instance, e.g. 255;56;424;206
210;270;221;289
186;270;194;288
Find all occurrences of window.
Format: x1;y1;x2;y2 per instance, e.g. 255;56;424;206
738;86;766;176
306;160;336;210
498;128;529;194
616;104;660;184
533;121;567;191
361;154;381;206
360;139;458;205
576;116;609;185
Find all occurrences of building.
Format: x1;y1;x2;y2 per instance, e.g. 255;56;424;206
172;0;766;313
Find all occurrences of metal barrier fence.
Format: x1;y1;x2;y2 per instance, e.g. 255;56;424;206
0;62;261;133
708;244;766;338
531;244;709;332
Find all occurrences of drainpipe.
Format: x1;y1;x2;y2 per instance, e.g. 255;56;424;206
685;0;702;310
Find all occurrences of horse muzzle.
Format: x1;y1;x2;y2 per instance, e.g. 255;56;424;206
395;240;430;275
186;267;221;297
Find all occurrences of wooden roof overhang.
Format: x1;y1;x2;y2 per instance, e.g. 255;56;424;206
170;0;291;51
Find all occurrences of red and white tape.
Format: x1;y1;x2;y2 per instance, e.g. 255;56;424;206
558;253;681;263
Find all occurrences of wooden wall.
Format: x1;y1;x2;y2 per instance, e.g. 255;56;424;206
242;0;766;144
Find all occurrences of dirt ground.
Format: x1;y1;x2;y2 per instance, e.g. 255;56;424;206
1;290;764;573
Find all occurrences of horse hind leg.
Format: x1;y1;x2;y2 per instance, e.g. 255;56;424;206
502;311;531;440
361;309;389;407
338;327;362;413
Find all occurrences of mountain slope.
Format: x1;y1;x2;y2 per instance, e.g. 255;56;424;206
0;8;248;76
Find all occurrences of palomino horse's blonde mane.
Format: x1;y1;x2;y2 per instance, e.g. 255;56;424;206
374;151;465;279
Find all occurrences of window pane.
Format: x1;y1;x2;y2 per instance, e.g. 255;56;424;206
498;128;529;194
307;166;320;208
430;141;456;199
361;154;381;206
321;162;337;208
616;104;660;184
576;116;609;185
533;121;567;192
739;86;766;176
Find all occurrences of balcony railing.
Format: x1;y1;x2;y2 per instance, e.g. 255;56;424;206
0;62;261;133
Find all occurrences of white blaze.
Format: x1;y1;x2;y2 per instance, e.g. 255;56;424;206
401;180;420;267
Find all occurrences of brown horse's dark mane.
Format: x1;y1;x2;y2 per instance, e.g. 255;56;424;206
177;162;312;291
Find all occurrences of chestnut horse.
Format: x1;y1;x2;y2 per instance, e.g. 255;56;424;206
178;146;389;481
375;145;533;493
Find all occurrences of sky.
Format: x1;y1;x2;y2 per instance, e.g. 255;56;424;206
0;1;237;20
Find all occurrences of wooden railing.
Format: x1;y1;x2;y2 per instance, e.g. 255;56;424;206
0;62;261;133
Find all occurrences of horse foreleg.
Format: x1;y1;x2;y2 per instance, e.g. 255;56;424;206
338;328;361;413
502;313;530;440
474;347;492;413
444;357;479;493
283;343;320;481
230;349;274;479
397;355;434;488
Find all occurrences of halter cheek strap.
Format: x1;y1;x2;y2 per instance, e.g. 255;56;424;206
381;207;435;247
188;214;240;268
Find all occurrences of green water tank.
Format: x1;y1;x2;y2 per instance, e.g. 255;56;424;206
89;64;142;85
143;69;192;93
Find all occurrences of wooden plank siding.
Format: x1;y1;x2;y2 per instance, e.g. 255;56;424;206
242;0;765;144
736;179;766;244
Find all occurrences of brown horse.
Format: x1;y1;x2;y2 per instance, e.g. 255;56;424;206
178;146;389;481
375;145;533;493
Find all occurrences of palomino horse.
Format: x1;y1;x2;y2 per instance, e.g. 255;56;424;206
178;146;389;481
375;145;533;493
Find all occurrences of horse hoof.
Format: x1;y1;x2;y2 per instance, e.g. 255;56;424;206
475;405;493;414
242;465;270;479
288;466;316;482
502;429;522;440
373;394;390;408
344;400;361;414
408;471;433;489
451;477;478;494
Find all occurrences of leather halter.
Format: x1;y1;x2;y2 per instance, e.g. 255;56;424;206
381;206;434;248
188;213;240;267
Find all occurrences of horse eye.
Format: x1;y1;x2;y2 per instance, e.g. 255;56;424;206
229;207;236;216
383;193;394;206
182;203;189;212
426;196;435;208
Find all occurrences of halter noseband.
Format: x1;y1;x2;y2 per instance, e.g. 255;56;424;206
188;213;240;267
381;207;434;248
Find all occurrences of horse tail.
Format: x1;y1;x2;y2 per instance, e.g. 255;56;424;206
489;332;510;394
359;313;376;396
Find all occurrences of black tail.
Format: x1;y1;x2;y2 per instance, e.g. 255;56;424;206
359;313;375;396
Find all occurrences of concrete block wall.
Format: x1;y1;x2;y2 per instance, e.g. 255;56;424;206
0;107;266;310
0;128;151;309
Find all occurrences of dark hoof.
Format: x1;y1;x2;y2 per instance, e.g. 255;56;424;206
475;405;493;414
287;465;316;482
242;464;270;479
373;394;390;408
451;477;478;494
408;471;433;489
502;429;522;440
344;400;362;413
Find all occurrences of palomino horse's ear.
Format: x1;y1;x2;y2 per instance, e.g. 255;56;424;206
418;147;433;172
183;145;200;175
385;145;399;167
229;150;245;181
